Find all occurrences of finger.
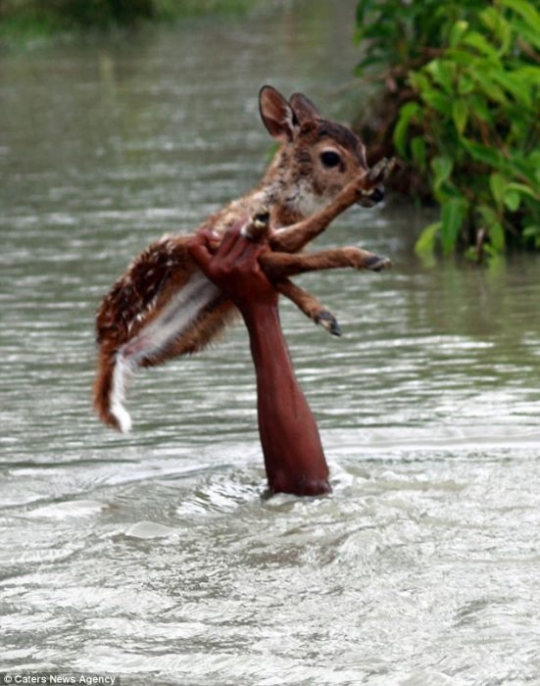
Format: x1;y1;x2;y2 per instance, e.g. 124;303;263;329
233;241;267;273
187;234;213;271
216;220;248;259
213;222;257;267
198;228;220;253
241;237;266;261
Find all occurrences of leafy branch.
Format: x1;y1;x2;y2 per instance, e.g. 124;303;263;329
355;0;540;260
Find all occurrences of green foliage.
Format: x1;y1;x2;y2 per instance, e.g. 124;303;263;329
48;0;156;28
0;0;155;31
0;0;255;39
355;0;540;260
355;0;481;76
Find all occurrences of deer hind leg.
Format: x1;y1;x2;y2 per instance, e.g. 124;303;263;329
260;246;392;280
276;278;341;337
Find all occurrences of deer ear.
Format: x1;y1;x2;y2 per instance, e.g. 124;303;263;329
259;86;297;142
289;93;321;126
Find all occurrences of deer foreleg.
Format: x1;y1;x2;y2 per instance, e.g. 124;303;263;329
260;246;392;280
275;278;341;337
269;190;358;254
270;158;395;254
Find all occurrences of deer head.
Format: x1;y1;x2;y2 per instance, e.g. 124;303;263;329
258;86;385;216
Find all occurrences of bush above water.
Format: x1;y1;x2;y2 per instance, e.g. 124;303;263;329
354;0;540;260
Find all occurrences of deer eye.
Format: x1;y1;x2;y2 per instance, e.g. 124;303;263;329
320;151;341;169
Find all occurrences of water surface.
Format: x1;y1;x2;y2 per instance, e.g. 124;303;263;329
1;2;540;684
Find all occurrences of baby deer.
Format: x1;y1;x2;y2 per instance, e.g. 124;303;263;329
94;85;395;433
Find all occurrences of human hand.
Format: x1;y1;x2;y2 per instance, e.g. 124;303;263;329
188;219;279;313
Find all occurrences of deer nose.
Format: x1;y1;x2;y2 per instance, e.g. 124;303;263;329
370;185;385;203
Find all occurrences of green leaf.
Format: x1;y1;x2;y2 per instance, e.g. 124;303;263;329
409;71;431;93
410;136;427;170
514;19;540;50
523;224;540;247
458;72;475;96
466;93;494;125
480;7;512;51
489;172;507;206
478;204;505;252
415;221;441;257
431;156;454;185
426;59;456;93
506;182;540;200
441;197;467;255
452;99;468;136
504;190;521;211
447;47;480;67
491;70;532;108
462;31;500;61
471;67;507;104
462;140;501;167
449;20;469;48
421;90;452;115
489;220;506;252
499;0;540;35
393;101;421;157
478;203;499;226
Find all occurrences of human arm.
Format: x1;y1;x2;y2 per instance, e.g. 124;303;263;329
188;223;331;496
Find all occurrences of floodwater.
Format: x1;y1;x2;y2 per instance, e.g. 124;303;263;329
1;2;540;684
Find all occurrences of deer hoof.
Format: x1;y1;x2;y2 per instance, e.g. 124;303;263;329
366;157;396;185
366;255;392;272
316;311;342;337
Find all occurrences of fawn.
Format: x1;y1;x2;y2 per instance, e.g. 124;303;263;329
94;85;394;433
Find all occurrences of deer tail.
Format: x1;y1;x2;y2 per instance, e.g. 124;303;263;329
93;346;133;434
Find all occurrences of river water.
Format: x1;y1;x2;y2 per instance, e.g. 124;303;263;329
1;2;540;684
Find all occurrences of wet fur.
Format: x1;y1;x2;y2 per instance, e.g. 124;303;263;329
94;86;392;432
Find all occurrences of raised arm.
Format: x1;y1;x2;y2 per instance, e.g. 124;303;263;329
188;222;331;496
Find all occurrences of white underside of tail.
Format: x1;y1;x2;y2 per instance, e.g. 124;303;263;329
110;270;220;432
111;355;134;434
